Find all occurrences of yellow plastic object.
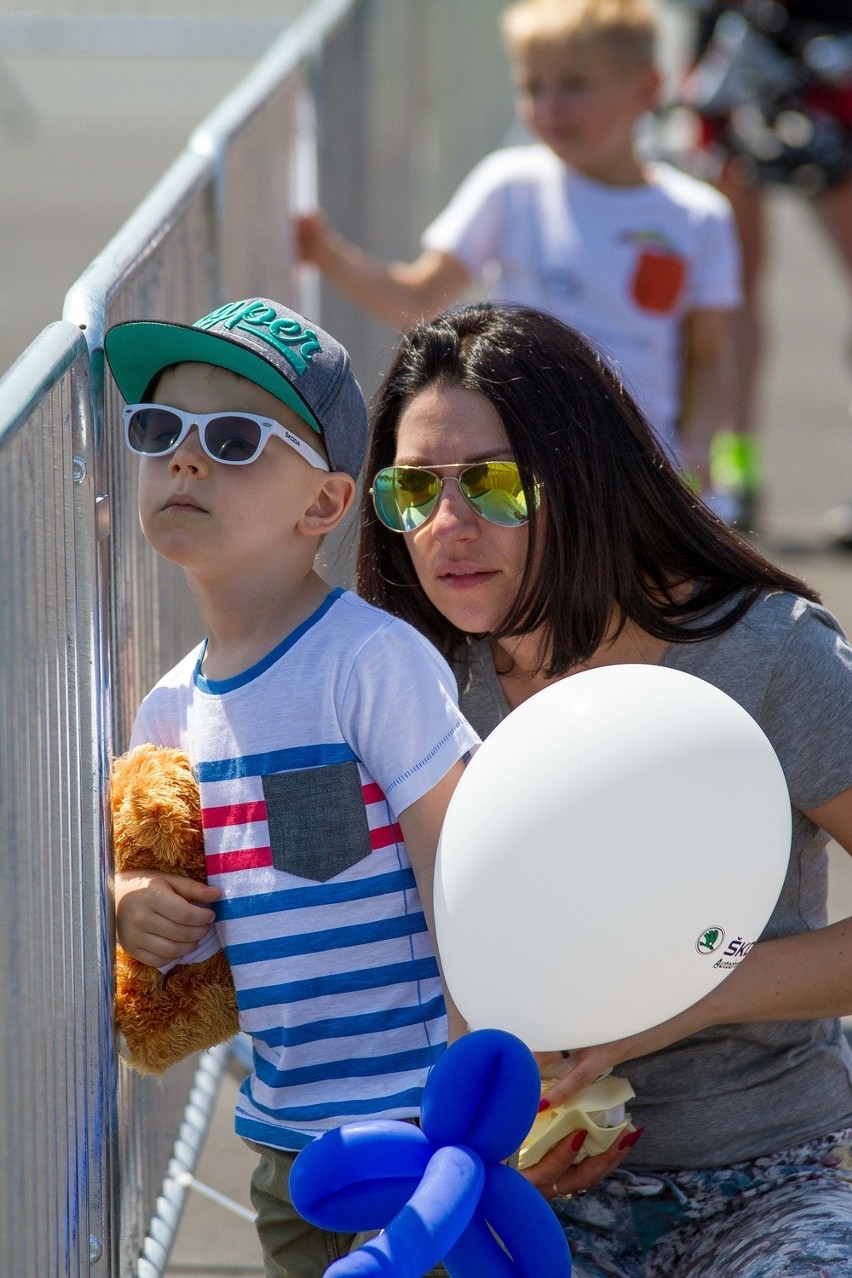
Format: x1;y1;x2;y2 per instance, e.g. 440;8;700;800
518;1074;635;1169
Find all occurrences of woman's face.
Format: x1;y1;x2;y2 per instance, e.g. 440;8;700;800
392;384;530;636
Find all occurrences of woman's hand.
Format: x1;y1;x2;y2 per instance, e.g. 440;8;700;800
114;869;220;967
533;990;718;1112
536;1047;623;1099
521;1123;643;1202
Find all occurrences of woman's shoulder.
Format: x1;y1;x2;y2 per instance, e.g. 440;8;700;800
736;589;847;647
676;588;846;650
451;638;510;739
668;587;845;682
738;591;852;704
668;589;851;731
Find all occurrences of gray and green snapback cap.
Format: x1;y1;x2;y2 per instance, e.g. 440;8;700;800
103;297;368;478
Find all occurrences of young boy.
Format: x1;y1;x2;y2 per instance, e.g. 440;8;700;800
105;297;479;1277
296;0;743;507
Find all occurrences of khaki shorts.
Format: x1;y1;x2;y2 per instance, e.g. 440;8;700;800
245;1139;448;1278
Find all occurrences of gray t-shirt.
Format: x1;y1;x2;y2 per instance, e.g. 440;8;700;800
451;591;852;1169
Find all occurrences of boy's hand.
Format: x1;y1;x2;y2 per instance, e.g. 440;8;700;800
294;210;334;266
114;869;220;967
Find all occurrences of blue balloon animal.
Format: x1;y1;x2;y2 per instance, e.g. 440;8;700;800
289;1028;572;1277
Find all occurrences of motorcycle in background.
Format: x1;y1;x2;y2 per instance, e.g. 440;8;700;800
654;1;852;194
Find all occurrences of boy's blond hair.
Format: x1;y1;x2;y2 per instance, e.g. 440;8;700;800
501;0;658;73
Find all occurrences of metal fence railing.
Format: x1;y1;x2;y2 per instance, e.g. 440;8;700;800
0;1;513;1273
0;321;114;1274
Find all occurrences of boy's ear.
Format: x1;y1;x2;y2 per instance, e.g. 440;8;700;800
298;472;357;538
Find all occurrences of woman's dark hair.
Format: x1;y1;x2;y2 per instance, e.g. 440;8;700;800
357;304;819;676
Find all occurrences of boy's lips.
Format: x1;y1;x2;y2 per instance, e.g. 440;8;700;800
163;493;207;513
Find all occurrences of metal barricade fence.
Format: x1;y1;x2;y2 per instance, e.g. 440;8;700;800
0;1;513;1272
0;322;114;1274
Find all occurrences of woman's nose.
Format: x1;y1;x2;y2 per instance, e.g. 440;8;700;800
428;477;479;537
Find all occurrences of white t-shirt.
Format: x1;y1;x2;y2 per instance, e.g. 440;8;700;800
130;588;480;1152
423;146;742;453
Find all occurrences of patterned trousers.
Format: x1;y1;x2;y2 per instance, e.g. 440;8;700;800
555;1127;852;1278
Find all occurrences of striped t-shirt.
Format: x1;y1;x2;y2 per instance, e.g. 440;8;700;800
130;588;479;1150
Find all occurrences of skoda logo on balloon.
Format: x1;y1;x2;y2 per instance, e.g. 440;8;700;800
696;927;725;955
434;665;791;1049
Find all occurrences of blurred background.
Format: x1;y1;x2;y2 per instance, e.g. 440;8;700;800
2;0;850;547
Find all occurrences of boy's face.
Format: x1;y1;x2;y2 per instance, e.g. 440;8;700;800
136;362;330;579
510;41;659;182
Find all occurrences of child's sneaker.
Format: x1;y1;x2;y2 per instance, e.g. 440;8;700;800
709;431;762;531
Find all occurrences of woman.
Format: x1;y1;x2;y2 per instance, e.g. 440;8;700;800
357;303;852;1276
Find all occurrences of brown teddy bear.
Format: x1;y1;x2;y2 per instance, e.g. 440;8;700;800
111;742;240;1076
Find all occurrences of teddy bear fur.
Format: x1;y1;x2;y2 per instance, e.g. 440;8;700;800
112;742;239;1076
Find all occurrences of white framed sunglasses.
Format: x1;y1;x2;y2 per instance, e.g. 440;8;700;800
123;403;329;470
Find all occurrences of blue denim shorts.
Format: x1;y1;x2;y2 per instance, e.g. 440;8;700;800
554;1127;852;1278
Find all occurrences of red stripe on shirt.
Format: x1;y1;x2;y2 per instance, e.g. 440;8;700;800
206;846;273;874
370;823;403;851
362;782;386;806
203;800;268;829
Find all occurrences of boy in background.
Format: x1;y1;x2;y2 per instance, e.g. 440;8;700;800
297;0;743;514
105;297;479;1277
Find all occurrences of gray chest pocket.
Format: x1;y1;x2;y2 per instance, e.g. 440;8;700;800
262;759;376;882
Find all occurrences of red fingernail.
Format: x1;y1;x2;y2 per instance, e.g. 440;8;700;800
537;1098;551;1113
571;1129;588;1151
619;1126;644;1150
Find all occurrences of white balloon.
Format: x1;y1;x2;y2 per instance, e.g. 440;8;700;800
435;665;791;1049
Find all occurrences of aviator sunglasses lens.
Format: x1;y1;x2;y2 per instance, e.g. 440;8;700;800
460;462;529;525
372;467;441;531
371;462;532;531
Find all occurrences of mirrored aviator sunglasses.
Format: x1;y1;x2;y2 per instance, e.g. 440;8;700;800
370;461;538;533
122;403;329;470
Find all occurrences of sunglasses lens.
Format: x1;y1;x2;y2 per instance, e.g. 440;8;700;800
461;462;530;525
204;415;263;463
372;467;441;531
126;407;184;455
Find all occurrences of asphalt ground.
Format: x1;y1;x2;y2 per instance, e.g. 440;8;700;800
1;36;851;1278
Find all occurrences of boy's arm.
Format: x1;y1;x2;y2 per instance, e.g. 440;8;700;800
397;757;469;1043
679;306;737;489
114;870;220;968
295;211;471;329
